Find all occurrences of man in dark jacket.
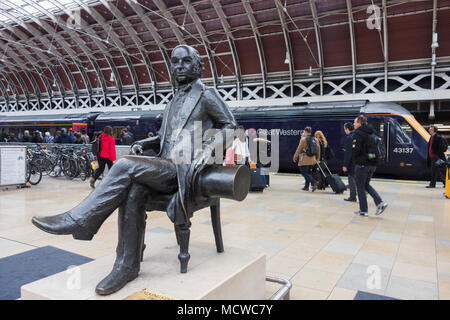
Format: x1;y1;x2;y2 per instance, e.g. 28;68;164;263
426;125;448;188
342;122;356;202
21;130;32;143
54;128;73;144
352;115;387;217
120;128;135;145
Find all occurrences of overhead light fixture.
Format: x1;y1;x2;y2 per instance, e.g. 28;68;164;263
308;66;313;76
284;51;290;65
7;85;11;92
431;32;439;49
431;53;437;66
110;72;114;82
52;79;56;87
220;74;224;83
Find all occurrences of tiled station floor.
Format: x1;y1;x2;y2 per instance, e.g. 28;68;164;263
1;173;450;300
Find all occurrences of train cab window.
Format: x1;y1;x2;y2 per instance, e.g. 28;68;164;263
394;118;412;144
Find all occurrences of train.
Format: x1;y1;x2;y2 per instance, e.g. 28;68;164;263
0;100;432;180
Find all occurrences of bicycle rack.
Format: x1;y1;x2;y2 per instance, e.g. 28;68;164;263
266;275;292;300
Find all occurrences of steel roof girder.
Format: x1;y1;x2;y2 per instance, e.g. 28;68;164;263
309;0;324;95
126;0;171;85
241;0;267;95
275;0;294;97
152;0;186;44
211;0;241;83
346;0;357;94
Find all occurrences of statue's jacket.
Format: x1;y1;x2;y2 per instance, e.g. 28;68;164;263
145;79;237;225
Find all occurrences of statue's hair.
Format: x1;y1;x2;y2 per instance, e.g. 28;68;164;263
171;45;204;78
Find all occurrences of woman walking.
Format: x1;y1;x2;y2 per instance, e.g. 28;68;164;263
314;130;329;190
90;126;116;188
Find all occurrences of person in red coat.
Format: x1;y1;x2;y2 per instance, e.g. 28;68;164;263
90;126;116;188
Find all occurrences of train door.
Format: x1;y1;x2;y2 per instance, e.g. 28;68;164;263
386;117;416;176
367;118;389;172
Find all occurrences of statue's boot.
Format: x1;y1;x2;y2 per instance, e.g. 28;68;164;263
95;183;149;295
31;159;133;240
32;213;94;240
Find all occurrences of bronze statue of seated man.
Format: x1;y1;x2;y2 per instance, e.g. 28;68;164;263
31;45;237;295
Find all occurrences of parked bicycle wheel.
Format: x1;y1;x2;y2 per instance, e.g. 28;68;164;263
27;162;42;185
50;164;62;177
79;158;88;181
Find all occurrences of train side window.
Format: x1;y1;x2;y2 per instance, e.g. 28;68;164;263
394;118;412;144
112;127;125;139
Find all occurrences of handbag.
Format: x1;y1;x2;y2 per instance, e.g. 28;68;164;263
225;147;236;166
91;160;99;170
234;154;243;163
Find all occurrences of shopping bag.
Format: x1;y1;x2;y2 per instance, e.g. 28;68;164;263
91;160;99;170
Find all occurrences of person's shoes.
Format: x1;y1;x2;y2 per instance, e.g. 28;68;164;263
302;186;309;191
311;182;318;192
354;210;368;217
31;213;94;240
90;178;96;189
375;201;388;215
95;265;139;295
426;185;435;188
344;197;357;202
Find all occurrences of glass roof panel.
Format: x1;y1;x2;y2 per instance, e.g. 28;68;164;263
0;0;100;25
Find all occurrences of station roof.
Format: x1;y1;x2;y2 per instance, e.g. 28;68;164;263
0;0;449;98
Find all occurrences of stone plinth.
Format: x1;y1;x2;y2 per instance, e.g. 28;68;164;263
20;240;266;300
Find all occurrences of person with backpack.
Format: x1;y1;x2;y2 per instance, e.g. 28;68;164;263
293;126;320;192
90;126;116;189
352;115;388;216
426;125;448;188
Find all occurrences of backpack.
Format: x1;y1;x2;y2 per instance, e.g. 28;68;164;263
305;136;319;157
92;135;101;156
366;132;386;162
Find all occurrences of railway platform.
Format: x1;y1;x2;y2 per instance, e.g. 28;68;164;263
1;173;449;300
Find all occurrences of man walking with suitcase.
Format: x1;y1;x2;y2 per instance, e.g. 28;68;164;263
352;115;388;216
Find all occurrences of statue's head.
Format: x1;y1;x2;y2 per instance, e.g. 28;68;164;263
170;45;203;86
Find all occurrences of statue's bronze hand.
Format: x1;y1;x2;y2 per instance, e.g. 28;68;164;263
130;143;144;155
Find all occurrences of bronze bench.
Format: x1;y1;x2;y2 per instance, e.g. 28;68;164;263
143;165;251;273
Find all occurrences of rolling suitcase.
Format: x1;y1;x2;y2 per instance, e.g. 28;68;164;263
318;162;346;194
250;168;266;192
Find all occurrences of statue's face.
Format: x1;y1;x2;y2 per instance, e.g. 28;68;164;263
170;47;199;85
